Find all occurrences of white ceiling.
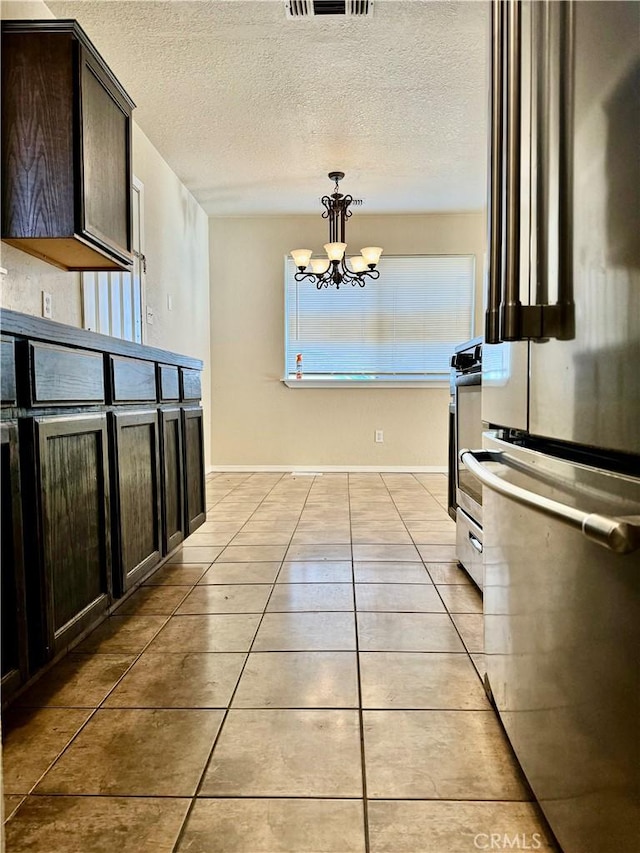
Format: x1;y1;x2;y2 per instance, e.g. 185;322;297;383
44;0;489;215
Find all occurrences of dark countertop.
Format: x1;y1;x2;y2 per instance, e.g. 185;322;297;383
0;308;203;370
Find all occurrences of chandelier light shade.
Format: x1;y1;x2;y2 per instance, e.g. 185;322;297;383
290;172;383;289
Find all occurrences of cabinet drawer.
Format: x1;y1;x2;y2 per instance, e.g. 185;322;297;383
110;356;156;402
1;337;16;405
181;368;201;401
159;365;180;401
30;342;105;405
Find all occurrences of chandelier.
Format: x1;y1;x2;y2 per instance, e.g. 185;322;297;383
290;172;383;289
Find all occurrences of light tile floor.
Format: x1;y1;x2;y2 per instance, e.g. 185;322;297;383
2;472;558;852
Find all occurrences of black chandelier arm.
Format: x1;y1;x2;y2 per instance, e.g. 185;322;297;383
314;265;336;289
295;258;380;284
294;270;321;284
339;262;380;287
320;196;333;219
341;195;354;220
295;264;379;290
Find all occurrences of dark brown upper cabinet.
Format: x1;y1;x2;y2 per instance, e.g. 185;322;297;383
1;20;135;271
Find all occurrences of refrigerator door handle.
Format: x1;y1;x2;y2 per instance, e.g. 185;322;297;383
460;449;640;555
500;0;523;342
504;0;576;342
485;0;505;344
524;0;576;341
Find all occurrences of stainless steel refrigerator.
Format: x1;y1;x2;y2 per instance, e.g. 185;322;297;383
461;2;640;852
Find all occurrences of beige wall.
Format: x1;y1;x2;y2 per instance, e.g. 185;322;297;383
209;213;485;469
0;0;212;463
132;126;211;464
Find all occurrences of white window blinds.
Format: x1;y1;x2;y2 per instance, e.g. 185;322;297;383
285;255;475;380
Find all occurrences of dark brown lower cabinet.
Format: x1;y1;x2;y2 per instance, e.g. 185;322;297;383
1;421;28;699
1;310;205;700
112;409;161;593
160;408;185;554
33;414;111;658
182;406;206;534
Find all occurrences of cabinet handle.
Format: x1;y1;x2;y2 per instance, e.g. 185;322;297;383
460;448;640;555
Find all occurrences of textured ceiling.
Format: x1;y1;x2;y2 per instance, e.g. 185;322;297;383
43;0;488;215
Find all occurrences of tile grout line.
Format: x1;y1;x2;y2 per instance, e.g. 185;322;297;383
8;480;476;809
14;581;200;803
11;474;284;818
380;474;483;674
411;471;451;514
170;471;318;852
7;791;538;802
348;473;372;853
423;562;485;683
6;474;530;848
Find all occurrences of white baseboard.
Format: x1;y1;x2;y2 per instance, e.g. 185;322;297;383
207;464;447;474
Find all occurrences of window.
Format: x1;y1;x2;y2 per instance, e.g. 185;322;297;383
82;178;145;343
284;254;475;386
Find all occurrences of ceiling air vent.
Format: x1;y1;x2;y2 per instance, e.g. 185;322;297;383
286;1;373;18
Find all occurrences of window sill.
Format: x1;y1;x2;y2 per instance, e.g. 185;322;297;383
282;376;449;389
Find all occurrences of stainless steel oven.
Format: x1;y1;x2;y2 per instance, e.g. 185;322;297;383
450;337;483;588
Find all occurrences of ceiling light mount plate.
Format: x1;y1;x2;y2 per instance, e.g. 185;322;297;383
328;171;345;182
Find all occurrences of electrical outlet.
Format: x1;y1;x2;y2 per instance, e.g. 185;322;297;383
42;291;52;319
146;306;154;325
375;429;384;443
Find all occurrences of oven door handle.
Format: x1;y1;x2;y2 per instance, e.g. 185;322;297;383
468;532;483;553
455;373;482;388
460;449;640;555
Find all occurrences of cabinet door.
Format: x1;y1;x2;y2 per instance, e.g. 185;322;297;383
1;421;28;698
34;414;111;657
112;410;161;593
182;406;206;535
160;408;185;554
79;47;132;265
1;336;17;405
2;23;134;271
